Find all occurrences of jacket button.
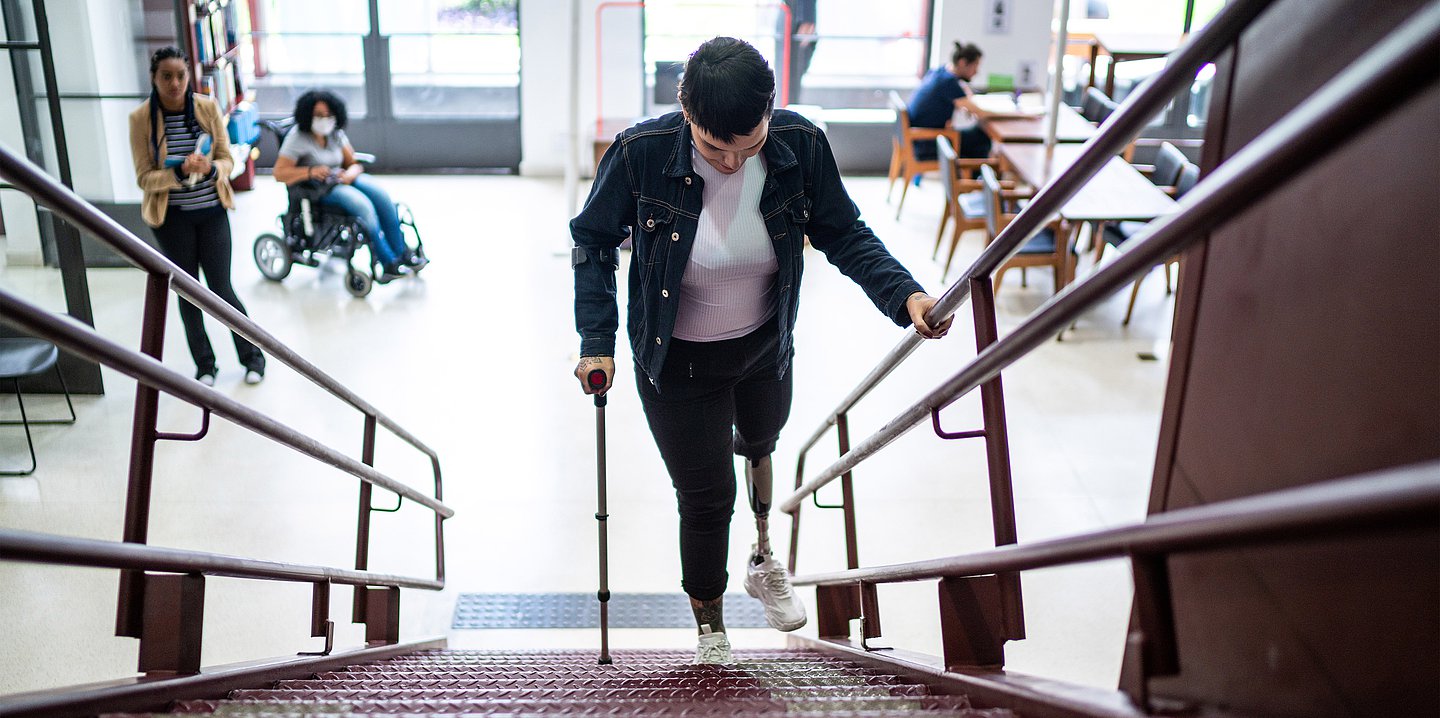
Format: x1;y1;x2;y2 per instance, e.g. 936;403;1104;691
655;337;662;345
670;232;679;241
645;218;656;229
684;176;692;185
661;289;669;298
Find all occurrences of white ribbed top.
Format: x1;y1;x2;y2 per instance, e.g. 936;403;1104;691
672;148;778;342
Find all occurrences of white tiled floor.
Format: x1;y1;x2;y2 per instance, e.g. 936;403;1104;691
0;171;1176;697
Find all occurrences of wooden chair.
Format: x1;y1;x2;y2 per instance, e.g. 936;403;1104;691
886;90;959;220
933;135;1006;283
978;164;1070;294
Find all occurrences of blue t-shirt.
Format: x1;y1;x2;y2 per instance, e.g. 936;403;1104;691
907;67;970;129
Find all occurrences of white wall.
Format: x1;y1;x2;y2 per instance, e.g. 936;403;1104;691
55;0;145;205
932;0;1054;91
0;0;43;265
0;0;145;266
519;0;643;177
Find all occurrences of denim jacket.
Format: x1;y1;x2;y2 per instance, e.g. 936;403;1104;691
572;109;924;388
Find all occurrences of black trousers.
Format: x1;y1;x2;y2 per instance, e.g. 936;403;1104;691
636;318;793;601
152;205;264;374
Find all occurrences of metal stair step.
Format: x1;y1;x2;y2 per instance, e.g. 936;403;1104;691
168;694;1000;715
226;684;930;701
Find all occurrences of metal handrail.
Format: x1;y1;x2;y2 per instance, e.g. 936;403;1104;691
0;149;439;465
794;462;1440;587
0;290;452;518
788;0;1277;477
780;0;1439;515
0;528;443;590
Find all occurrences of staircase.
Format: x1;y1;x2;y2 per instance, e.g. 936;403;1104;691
117;649;1016;716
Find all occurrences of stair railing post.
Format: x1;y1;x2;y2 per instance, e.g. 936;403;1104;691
836;412;860;570
116;273;172;639
969;276;1025;641
353;413;378;624
137;572;205;675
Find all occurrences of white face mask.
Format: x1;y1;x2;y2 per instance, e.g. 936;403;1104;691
311;117;336;136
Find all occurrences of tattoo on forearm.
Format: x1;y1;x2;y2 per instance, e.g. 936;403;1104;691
691;597;725;634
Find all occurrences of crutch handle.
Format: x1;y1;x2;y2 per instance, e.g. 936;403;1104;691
587;369;608;407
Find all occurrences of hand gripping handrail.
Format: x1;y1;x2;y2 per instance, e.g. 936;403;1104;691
0;148;436;462
790;0;1277;469
0;289;453;518
792;461;1440;587
781;0;1440;515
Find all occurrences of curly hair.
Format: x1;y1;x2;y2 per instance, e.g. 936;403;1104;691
293;89;348;134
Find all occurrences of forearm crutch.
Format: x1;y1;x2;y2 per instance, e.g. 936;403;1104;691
588;369;613;665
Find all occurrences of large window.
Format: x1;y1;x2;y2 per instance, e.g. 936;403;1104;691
247;0;520;120
1064;0;1224;134
642;0;932;112
380;0;521;119
247;0;372;116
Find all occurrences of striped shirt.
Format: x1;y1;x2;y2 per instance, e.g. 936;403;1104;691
672;148;778;342
163;110;220;211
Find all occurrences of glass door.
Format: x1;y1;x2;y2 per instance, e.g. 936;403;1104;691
248;0;520;171
375;0;520;169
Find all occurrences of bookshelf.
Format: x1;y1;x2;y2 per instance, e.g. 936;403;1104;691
177;0;258;188
180;0;252;115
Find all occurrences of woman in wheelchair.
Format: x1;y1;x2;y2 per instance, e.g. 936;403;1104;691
271;90;425;283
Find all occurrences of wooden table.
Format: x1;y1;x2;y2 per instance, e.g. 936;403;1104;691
593;117;640;168
982;103;1097;144
1089;31;1184;97
999;142;1176;285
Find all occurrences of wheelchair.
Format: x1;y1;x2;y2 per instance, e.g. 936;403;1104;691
251;118;428;298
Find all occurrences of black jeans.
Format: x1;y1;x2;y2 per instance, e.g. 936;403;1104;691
152;205;264;375
636;317;793;601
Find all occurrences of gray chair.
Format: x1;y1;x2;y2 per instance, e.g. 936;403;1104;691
1096;162;1202;324
0;338;75;476
1147;141;1189;191
1081;87;1118;124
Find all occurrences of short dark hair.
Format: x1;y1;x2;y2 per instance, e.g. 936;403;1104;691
951;41;983;66
678;37;775;144
294;89;348;133
149;46;189;77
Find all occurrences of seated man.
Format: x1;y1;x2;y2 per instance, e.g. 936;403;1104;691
907;41;994;162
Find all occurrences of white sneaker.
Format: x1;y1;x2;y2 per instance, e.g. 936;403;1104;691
695;627;732;664
197;371;216;387
244;370;264;385
744;547;807;632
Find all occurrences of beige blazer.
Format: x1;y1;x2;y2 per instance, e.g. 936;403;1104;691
128;94;235;227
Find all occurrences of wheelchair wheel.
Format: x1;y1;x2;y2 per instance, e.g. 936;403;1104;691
344;268;373;298
253;233;292;281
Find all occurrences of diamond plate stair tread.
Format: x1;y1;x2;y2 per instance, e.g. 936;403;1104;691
277;676;906;689
452;593;771;629
158;708;1010;718
228;684;930;700
137;649;1018;717
170;695;996;714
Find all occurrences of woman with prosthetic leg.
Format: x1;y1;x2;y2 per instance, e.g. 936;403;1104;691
571;37;951;664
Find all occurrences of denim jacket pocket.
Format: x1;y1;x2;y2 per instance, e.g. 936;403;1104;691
787;196;812;226
635;198;677;285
